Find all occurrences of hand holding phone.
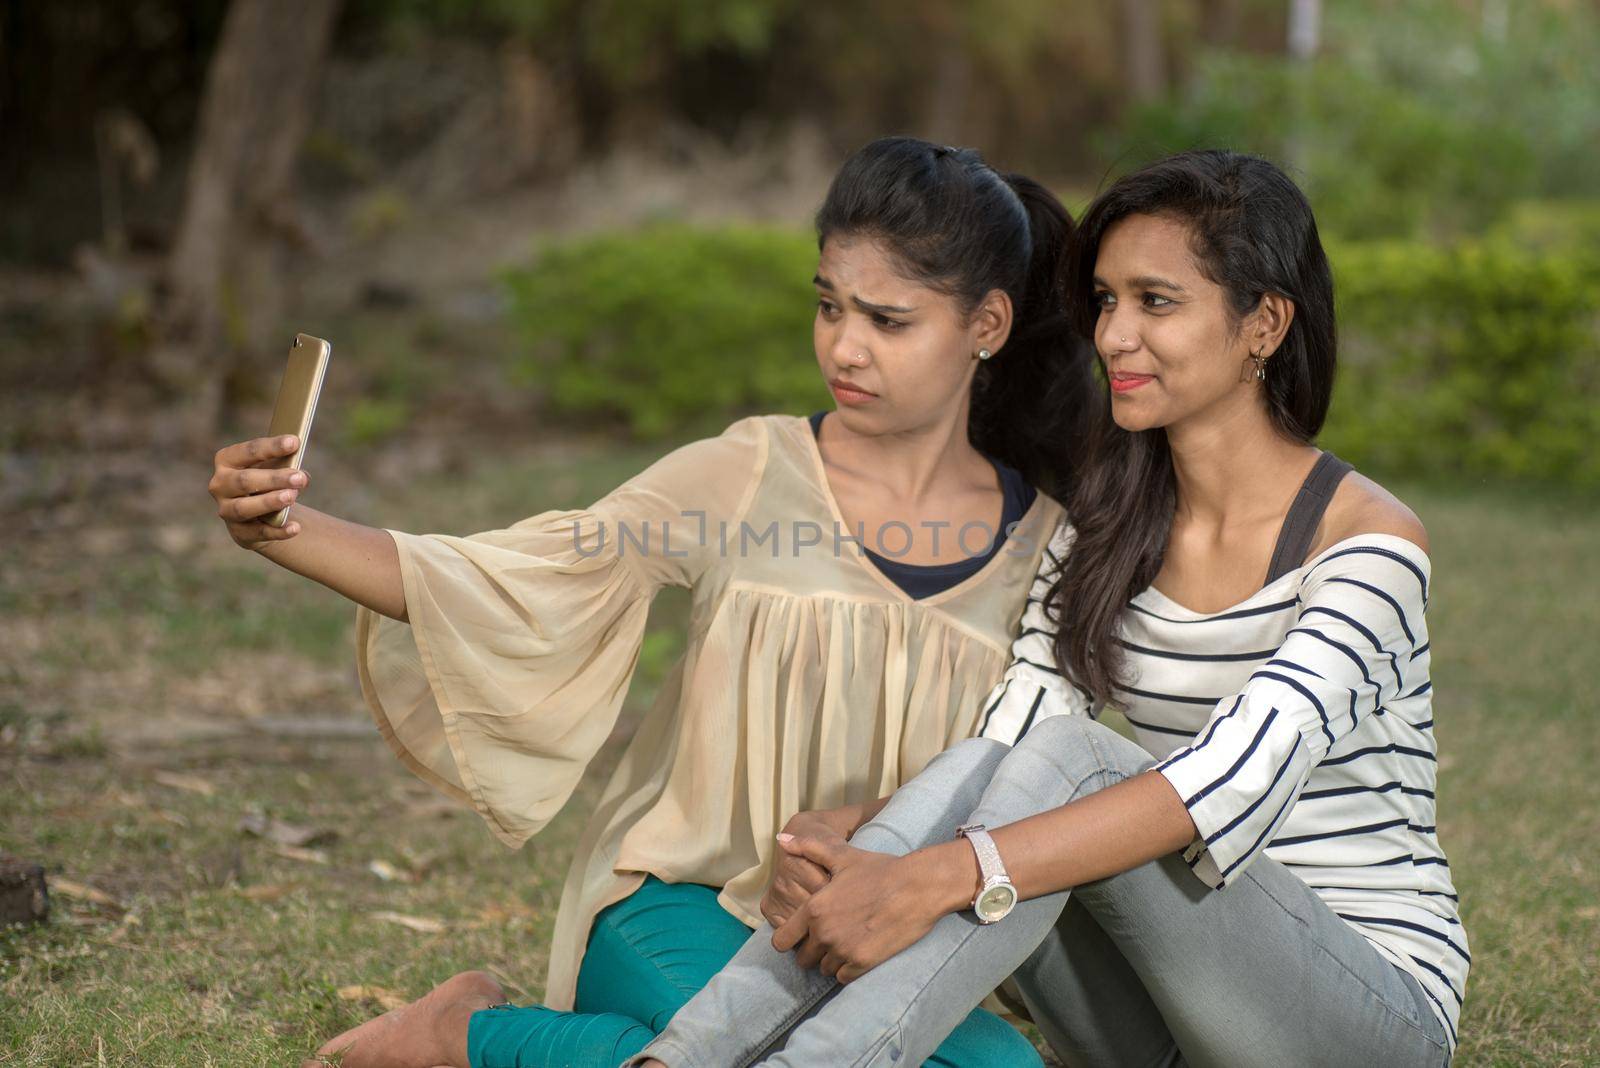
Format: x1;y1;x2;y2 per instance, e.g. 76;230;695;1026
208;333;331;550
263;333;331;527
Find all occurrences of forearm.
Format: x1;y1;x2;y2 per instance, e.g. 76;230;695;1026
255;504;408;621
907;769;1198;914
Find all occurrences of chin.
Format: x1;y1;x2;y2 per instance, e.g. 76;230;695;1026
835;403;926;441
827;404;881;432
1109;405;1162;433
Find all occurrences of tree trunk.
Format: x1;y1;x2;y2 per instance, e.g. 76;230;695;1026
1285;0;1321;177
1287;0;1322;61
150;0;340;448
1122;0;1167;103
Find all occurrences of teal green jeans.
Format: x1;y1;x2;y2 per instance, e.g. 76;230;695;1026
468;876;1040;1067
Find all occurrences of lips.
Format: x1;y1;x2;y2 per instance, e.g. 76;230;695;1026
1108;371;1155;394
829;379;877;404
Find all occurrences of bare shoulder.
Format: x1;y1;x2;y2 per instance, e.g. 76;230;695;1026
1315;470;1429;555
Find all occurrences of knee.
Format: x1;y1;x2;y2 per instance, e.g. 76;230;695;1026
891;736;1012;811
926;735;1011;781
980;716;1152;816
1020;715;1153;781
857;737;1012;854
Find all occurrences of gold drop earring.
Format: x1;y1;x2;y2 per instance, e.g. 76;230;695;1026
1245;348;1268;381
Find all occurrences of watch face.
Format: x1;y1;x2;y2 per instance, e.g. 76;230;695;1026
976;884;1017;922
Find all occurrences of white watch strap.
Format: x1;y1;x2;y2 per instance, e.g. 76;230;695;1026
959;824;1010;885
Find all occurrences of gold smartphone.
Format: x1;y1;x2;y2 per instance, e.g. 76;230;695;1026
264;333;332;528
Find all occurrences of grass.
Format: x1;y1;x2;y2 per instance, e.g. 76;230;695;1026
1;443;1596;1066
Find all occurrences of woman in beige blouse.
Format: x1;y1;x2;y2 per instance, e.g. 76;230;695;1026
209;137;1094;1068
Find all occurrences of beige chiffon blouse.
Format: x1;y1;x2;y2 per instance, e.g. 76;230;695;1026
355;413;1063;1009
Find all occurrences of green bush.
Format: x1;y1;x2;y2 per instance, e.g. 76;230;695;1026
500;220;1600;486
501;223;829;438
1323;236;1600;486
1486;200;1600;257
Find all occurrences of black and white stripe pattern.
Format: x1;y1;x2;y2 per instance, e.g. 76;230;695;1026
980;522;1467;1050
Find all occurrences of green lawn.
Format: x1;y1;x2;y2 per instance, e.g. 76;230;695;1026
1;445;1595;1066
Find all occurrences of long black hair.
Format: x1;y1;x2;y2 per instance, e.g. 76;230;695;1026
814;136;1098;500
1049;149;1338;707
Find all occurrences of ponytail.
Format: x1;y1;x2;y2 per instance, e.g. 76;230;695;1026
970;173;1100;499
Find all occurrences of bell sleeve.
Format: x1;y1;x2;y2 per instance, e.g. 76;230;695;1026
355;416;769;847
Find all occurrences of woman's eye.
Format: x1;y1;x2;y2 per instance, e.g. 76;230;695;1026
817;299;839;317
1143;293;1174;308
1093;291;1115;311
872;314;905;331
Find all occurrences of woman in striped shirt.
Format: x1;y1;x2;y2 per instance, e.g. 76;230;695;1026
633;150;1464;1067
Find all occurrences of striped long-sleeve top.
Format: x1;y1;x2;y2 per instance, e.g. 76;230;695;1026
979;522;1468;1051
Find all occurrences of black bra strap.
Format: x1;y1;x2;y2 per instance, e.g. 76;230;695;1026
1265;451;1354;585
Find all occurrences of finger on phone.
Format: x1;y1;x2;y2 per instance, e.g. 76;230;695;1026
231;467;305;495
214;440;253;469
223;488;297;522
215;436;291;470
247;435;298;467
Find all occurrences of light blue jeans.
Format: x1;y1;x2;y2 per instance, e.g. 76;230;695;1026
632;715;1453;1068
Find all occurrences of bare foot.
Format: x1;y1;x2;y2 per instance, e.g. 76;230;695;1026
302;970;504;1068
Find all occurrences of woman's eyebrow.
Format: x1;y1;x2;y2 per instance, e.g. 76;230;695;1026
851;295;915;315
1134;275;1188;293
812;274;915;314
1094;273;1189;294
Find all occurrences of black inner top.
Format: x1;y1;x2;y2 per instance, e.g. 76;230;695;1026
808;411;1037;599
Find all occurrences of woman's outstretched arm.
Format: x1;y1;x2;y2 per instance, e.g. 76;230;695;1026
209;434;407;620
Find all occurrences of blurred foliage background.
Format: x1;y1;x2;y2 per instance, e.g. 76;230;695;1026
1;0;1597;488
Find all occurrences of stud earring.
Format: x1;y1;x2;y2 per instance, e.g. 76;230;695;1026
977;348;992;361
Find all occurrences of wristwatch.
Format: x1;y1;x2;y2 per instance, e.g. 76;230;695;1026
956;823;1017;923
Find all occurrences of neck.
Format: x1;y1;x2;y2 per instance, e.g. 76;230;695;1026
1165;398;1315;530
824;400;986;502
